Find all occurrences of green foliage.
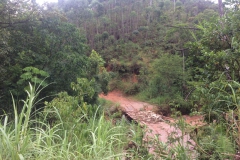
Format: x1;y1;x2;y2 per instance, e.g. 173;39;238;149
188;2;240;120
0;83;147;159
0;1;111;113
44;92;82;125
86;50;111;95
17;66;49;87
195;124;235;159
184;6;240;158
185;3;240;155
1;0;237;158
165;23;193;48
63;51;109;106
88;50;105;75
124;83;140;95
190;79;240;157
33;19;89;93
44;76;102;127
0;83;45;159
187;5;240;83
57;0;218;100
144;54;186;98
71;78;96;103
193;80;240;120
169;97;192;115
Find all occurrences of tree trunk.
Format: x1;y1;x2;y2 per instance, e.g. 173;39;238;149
121;7;124;39
218;0;223;17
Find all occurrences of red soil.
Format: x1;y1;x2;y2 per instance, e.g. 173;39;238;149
100;91;205;156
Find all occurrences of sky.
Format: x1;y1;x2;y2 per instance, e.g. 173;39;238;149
36;0;219;5
36;0;58;5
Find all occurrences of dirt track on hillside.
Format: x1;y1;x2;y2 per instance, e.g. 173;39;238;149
100;91;205;156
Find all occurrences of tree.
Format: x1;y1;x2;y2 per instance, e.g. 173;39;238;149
0;1;109;114
147;54;186;98
187;1;240;83
0;0;41;110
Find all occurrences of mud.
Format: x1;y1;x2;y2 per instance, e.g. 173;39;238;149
100;91;205;156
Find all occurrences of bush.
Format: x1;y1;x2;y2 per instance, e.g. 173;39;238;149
169;97;192;115
124;83;140;95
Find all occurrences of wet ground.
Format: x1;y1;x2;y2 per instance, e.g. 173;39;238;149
100;91;205;156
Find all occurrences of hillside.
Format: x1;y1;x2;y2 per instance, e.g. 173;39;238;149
1;0;240;159
59;0;219;103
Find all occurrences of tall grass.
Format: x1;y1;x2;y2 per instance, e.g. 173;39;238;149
0;83;144;159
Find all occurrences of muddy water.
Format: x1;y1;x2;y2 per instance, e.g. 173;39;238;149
100;91;204;156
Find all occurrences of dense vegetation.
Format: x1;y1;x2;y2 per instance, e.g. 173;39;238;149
1;0;240;159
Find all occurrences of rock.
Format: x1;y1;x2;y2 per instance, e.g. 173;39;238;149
109;105;118;114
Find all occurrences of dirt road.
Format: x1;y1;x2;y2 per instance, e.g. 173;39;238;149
100;91;204;155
